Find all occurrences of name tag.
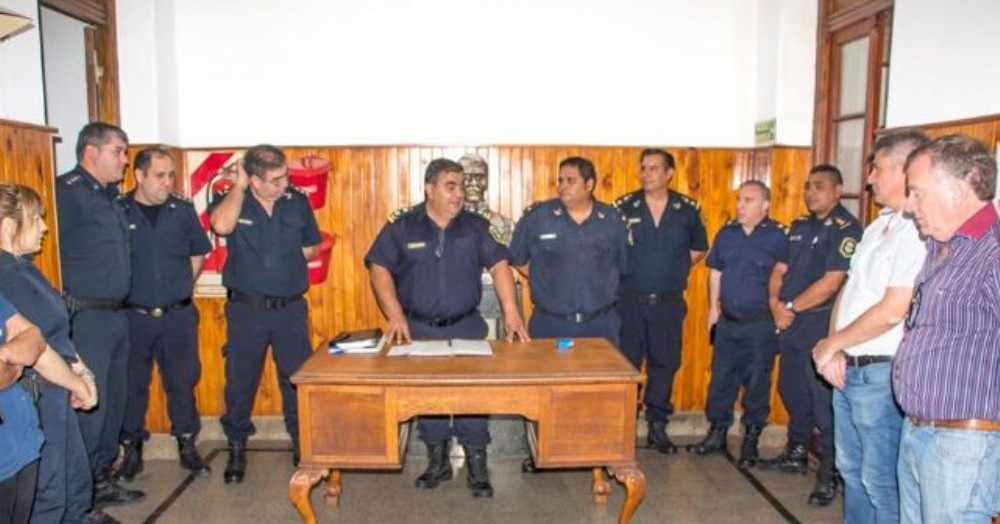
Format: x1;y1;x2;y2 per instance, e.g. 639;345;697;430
237;218;254;225
539;233;557;240
407;242;426;249
128;223;136;230
789;235;802;242
628;218;641;224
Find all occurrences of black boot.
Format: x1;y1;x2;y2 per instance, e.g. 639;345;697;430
414;440;453;489
291;435;301;467
808;457;838;506
737;425;764;469
648;421;678;455
758;442;808;474
464;446;493;498
687;423;729;455
224;439;247;484
116;439;143;482
521;456;537;473
177;434;211;475
94;469;146;506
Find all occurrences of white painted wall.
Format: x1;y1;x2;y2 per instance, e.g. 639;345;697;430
773;0;817;145
887;0;1000;127
120;0;772;148
40;7;88;174
0;0;45;124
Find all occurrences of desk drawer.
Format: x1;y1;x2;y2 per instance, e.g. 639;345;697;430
299;385;400;467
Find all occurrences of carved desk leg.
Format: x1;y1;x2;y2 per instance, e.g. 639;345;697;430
608;464;646;524
289;467;330;524
591;467;611;505
324;469;342;507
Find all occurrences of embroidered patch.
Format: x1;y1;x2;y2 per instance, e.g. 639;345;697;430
839;237;856;257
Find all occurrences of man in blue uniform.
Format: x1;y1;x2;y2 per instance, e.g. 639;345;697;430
210;145;321;484
117;148;213;481
688;180;786;469
510;156;628;472
759;165;861;507
614;148;708;454
56;122;146;507
366;158;527;498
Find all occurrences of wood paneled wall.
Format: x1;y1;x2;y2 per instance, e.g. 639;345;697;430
0;120;61;285
137;144;813;432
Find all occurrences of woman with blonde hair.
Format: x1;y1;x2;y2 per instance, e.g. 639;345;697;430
0;184;110;523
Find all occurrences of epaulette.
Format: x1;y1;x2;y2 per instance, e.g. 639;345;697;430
468;208;492;222
673;191;701;211
521;201;543;217
793;214;810;223
60;174;83;186
776;222;790;234
725;219;739;228
613;191;641;210
170;193;194;205
387;206;414;224
833;216;852;230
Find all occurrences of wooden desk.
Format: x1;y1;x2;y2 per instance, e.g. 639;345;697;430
288;338;646;524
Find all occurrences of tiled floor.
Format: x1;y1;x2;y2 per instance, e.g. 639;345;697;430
105;439;842;524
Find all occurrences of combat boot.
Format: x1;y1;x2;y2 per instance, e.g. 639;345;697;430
414;440;453;489
808;456;838;506
687;423;729;455
648;421;678;455
224;439;247;484
116;439;143;482
737;425;764;469
464;446;494;498
177;434;211;475
757;441;808;474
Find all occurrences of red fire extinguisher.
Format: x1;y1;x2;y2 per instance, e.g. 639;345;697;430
204;168;236;272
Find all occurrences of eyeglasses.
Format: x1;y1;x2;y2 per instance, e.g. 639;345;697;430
904;282;923;332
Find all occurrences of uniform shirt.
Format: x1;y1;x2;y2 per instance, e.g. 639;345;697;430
56;165;131;300
0;252;76;361
778;204;862;309
213;188;321;298
121;192;212;307
894;204;1000;421
706;218;788;319
0;294;45;482
509;198;628;315
834;209;925;357
365;203;509;320
615;190;708;294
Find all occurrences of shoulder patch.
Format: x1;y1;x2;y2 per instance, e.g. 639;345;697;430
839;237;857;258
387;206;413;224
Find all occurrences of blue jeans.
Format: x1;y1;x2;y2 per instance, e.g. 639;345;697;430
898;418;1000;524
833;362;903;524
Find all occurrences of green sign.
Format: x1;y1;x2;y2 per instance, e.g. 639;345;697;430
755;119;776;146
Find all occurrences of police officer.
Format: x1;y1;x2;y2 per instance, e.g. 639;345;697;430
117;148;212;481
759;164;861;507
366;158;528;499
56;122;146;508
614;148;708;454
209;145;321;484
510;156;628;472
688;181;786;469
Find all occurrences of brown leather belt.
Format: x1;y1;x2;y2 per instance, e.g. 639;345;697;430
908;417;1000;432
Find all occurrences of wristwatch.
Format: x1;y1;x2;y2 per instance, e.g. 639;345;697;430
784;300;796;313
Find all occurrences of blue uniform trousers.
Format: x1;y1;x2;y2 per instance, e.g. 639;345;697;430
409;314;490;448
705;316;778;427
122;305;202;440
31;383;92;524
221;299;312;442
777;309;834;459
71;309;130;474
528;309;621;347
616;295;684;422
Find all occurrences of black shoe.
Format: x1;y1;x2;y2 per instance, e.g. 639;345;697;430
737;425;764;469
116;439;143;482
687;423;729;455
177;434;211;476
808;457;838;506
521;456;537;473
414;441;453;489
224;439;247;484
648;421;678;455
83;508;121;524
464;446;494;498
758;442;809;474
94;476;146;506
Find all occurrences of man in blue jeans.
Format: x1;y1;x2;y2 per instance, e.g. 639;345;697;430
813;130;928;523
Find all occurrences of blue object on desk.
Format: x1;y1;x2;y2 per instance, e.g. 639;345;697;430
328;344;345;355
555;338;574;351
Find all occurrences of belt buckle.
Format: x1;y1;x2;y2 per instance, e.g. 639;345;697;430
150;307;164;318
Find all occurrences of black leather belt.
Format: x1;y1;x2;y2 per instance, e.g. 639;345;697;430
63;295;126;313
618;290;683;307
128;297;193;318
845;354;893;367
722;310;773;324
227;291;302;310
534;303;615;324
405;309;476;328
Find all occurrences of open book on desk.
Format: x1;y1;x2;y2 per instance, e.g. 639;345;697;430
387;339;493;357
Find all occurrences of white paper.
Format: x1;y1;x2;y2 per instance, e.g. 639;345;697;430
387;339;493;357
